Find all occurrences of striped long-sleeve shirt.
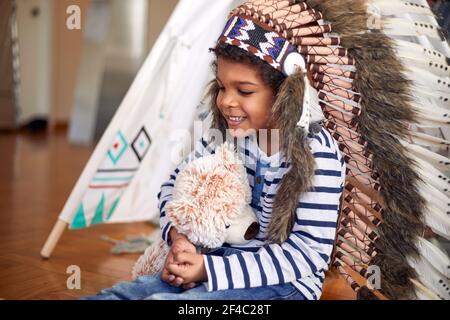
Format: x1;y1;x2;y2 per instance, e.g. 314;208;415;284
157;127;346;299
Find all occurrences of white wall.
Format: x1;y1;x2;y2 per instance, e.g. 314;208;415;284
16;0;53;124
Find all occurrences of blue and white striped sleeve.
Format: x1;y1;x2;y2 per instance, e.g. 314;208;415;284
158;137;214;243
203;144;346;291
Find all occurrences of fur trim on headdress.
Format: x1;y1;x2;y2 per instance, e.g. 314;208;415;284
268;69;318;243
344;29;424;302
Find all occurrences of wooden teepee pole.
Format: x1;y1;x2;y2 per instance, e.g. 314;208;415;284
40;219;68;259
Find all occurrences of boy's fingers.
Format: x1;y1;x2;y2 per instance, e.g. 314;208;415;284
170;276;184;287
182;282;197;290
167;262;188;277
175;276;184;286
167;263;180;274
173;252;195;264
160;269;171;283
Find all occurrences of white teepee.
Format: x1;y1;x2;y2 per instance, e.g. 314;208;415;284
41;0;244;258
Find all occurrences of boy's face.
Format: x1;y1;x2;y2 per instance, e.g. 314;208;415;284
216;57;276;136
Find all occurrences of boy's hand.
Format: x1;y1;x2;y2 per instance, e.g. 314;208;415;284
161;228;198;289
162;250;196;288
166;252;207;284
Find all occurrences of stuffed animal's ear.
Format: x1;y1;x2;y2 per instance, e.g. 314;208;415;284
166;200;195;230
216;142;243;173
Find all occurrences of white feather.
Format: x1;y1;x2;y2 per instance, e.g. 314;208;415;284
396;56;450;78
404;0;434;6
403;66;450;95
408;254;450;299
415;118;450;128
414;113;450;127
393;39;448;66
416;237;450;279
408;133;450;153
423;203;450;241
401;131;450;150
381;18;444;40
401;141;450;172
415;166;450;198
411;153;450;187
369;0;435;17
410;86;450;110
410;101;450;120
418;183;450;210
410;278;441;300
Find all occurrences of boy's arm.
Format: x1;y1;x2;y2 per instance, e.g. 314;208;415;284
203;144;346;296
158;137;215;243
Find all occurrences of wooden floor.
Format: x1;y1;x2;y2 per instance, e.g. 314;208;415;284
0;129;355;300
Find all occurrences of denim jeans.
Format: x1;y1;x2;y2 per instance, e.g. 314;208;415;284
81;247;305;300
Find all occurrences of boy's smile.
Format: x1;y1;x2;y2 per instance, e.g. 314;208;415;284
216;57;276;135
224;115;246;127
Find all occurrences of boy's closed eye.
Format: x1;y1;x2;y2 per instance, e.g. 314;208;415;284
238;89;254;96
216;80;255;96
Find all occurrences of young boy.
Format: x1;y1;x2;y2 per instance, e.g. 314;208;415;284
83;0;345;300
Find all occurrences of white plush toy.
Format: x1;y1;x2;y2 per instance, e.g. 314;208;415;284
132;143;259;279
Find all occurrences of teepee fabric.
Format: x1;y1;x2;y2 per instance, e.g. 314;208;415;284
59;0;245;229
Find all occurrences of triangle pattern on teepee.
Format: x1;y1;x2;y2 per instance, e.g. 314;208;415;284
91;193;105;226
71;203;87;229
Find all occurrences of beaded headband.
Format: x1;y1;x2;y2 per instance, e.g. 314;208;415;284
218;14;299;74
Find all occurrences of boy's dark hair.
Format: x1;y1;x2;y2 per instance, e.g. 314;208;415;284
210;42;286;93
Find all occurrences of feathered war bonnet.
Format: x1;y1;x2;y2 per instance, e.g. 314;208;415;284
209;0;432;300
210;0;327;245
